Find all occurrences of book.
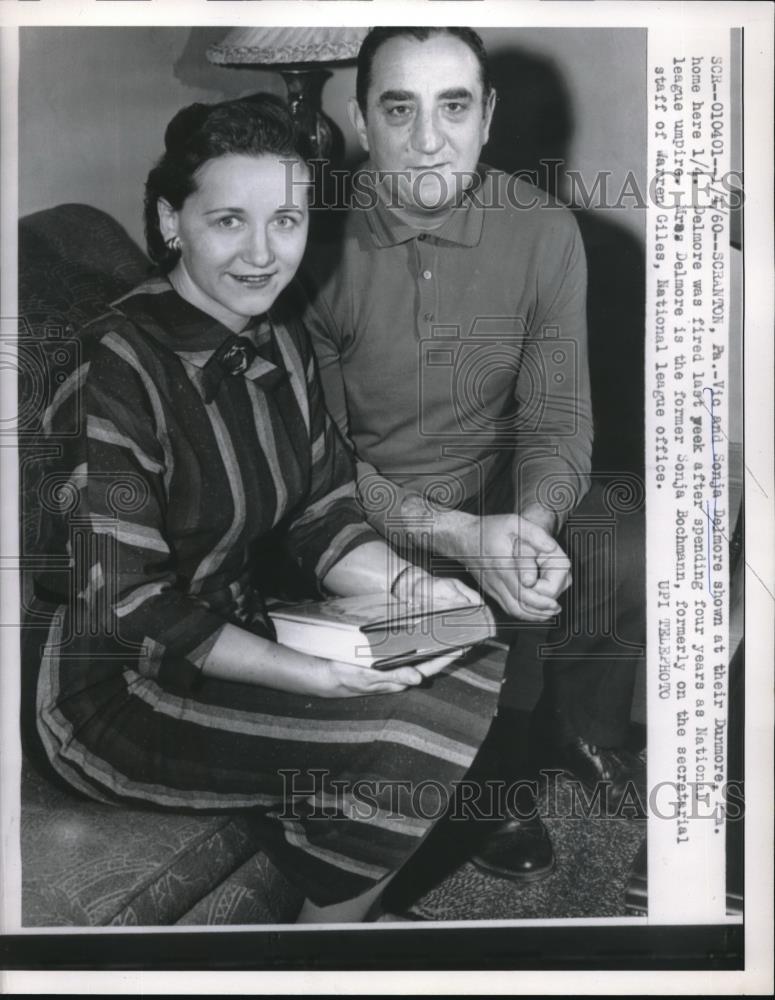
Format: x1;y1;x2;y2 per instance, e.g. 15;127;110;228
269;593;496;669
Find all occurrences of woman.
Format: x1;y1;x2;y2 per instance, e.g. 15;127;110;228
22;96;505;923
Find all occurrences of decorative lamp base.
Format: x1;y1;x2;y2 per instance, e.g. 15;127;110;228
279;67;343;163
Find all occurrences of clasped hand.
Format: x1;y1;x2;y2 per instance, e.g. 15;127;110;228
457;512;572;622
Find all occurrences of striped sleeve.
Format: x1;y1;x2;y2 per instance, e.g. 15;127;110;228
60;334;226;674
284;328;381;583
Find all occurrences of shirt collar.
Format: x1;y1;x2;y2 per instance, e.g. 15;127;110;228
109;276;287;400
358;162;488;249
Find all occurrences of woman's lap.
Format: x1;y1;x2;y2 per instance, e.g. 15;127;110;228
24;606;504;904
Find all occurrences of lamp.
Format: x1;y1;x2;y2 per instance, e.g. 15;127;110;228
207;27;368;161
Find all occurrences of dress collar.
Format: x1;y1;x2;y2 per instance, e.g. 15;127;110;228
110;276;287;401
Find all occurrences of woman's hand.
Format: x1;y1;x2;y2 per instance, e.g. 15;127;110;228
316;648;469;698
322;541;481;611
392;566;481;610
201;624;468;698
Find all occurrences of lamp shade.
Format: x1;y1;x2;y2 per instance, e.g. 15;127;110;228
206;26;369;66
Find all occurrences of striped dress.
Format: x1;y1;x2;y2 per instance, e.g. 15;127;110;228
22;276;505;907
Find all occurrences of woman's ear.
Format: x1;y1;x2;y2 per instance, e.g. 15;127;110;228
156;198;179;242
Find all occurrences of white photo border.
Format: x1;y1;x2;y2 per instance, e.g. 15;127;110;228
0;2;772;995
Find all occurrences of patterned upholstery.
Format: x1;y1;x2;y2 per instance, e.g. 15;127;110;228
19;202;150;334
18;204;293;926
178;855;304;926
18;204;151;569
21;759;278;927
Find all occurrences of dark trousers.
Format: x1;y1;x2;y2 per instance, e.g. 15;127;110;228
516;482;645;747
475;474;646;749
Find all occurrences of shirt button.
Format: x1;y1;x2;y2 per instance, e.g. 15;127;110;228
417;233;427;242
424;312;434;321
422;269;432;280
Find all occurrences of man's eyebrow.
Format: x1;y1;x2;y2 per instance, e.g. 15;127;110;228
378;89;415;105
377;87;475;105
438;88;474;101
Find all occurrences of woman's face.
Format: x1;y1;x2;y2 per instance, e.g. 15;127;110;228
159;153;310;332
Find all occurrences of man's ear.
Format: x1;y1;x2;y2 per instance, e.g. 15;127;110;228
347;97;370;154
156;198;179;242
481;88;497;146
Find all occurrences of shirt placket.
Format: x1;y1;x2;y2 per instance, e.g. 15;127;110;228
414;234;439;338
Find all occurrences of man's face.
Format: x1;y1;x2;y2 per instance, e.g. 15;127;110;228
350;33;495;214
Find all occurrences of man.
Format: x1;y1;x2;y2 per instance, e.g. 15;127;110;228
301;26;645;882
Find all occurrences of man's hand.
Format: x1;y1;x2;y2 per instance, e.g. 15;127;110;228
519;500;558;537
451;512;571;622
519;501;572;596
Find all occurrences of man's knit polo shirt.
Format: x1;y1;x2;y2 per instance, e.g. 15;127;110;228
301;166;593;535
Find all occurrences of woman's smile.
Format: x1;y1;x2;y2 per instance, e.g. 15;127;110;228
229;272;275;284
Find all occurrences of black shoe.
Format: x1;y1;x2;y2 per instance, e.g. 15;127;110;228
470;814;556;883
538;737;647;815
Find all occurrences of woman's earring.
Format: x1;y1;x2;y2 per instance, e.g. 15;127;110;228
166;235;182;252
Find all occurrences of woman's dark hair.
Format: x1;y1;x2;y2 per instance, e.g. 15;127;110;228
355;27;492;116
144;93;303;272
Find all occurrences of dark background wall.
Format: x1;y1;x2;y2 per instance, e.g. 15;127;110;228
19;25;648;473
